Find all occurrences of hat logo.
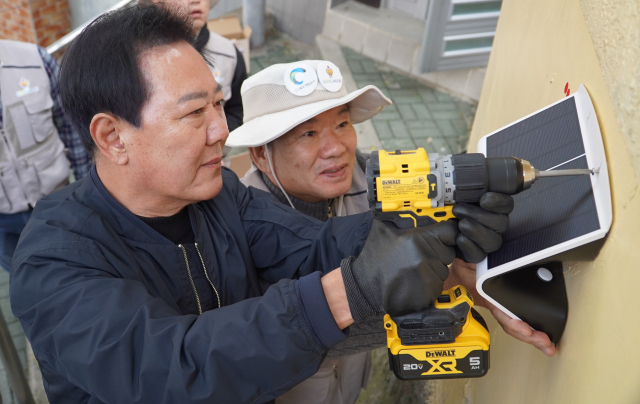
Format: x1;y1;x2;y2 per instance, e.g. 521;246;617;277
290;68;306;85
317;61;343;93
284;64;318;96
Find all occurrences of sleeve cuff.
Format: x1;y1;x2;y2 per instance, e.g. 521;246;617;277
295;272;347;350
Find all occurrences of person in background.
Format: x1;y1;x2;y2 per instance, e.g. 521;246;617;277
226;59;392;404
147;0;247;131
0;39;92;271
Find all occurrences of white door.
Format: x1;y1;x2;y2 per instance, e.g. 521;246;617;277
388;0;429;19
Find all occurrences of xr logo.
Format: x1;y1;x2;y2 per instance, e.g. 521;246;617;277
424;359;462;374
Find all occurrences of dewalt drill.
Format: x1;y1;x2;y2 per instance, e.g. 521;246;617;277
367;148;595;380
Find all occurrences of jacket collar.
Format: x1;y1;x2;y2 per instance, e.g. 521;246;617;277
88;166;200;245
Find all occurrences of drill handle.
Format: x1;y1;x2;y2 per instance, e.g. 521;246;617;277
372;210;439;229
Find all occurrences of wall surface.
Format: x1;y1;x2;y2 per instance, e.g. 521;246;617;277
461;0;640;403
579;0;640;188
67;0;119;29
208;0;242;20
0;0;37;42
30;0;72;47
267;0;328;44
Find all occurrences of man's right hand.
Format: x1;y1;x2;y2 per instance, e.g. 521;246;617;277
445;259;557;356
340;219;458;323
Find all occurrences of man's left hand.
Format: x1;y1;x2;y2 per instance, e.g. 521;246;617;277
452;192;514;263
444;259;557;357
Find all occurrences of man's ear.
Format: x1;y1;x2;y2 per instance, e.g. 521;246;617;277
248;146;271;174
90;113;129;166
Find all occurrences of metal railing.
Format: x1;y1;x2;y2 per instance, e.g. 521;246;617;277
46;0;137;55
0;311;34;404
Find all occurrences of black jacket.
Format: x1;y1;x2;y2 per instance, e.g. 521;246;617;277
10;167;372;403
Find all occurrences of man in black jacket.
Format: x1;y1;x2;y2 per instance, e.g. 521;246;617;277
9;5;512;403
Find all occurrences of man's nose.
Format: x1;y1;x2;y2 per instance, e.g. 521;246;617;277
319;129;347;159
206;108;229;146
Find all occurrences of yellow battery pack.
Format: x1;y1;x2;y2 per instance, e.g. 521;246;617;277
384;286;490;380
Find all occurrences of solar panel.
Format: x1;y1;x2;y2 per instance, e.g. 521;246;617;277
485;98;600;268
475;84;612;322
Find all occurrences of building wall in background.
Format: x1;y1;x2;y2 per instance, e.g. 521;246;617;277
209;0;242;19
66;0;119;29
267;0;328;44
30;0;72;47
0;0;37;43
455;0;640;402
208;0;328;45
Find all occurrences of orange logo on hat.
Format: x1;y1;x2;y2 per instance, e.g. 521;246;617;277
326;66;333;77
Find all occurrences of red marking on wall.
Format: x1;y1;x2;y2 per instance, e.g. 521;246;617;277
564;82;571;97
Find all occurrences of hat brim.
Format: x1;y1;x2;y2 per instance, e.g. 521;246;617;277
226;85;392;148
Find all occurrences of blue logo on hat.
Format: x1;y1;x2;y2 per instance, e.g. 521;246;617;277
289;68;305;85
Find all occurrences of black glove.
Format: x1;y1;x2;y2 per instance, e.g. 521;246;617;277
452;192;514;263
341;219;458;323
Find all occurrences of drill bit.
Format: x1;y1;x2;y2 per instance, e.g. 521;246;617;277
536;168;598;178
520;158;599;191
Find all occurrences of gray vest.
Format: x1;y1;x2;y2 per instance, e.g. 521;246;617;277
241;162;370;217
205;32;237;103
0;40;69;214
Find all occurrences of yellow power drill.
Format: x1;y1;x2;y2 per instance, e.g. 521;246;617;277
367;148;594;380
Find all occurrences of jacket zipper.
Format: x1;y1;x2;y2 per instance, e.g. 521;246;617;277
178;244;203;315
178;244;221;315
195;243;221;309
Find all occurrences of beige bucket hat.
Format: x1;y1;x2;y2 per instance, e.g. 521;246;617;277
225;59;392;147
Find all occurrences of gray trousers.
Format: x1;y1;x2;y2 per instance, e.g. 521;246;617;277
275;352;371;404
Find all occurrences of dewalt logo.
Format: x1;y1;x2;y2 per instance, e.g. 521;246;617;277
425;350;456;358
382;180;401;185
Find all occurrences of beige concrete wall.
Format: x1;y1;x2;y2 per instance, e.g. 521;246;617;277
462;0;640;403
580;0;640;184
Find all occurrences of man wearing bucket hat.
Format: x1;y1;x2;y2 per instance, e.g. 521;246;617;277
227;59;557;391
226;60;391;404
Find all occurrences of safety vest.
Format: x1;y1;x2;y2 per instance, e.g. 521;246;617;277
205;32;237;103
0;40;69;214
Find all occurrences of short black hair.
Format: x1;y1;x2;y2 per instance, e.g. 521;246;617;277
60;4;209;154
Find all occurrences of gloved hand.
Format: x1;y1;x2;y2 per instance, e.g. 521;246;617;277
452;192;514;263
340;219;458;323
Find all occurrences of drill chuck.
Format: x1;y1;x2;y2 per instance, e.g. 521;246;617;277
451;154;595;201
